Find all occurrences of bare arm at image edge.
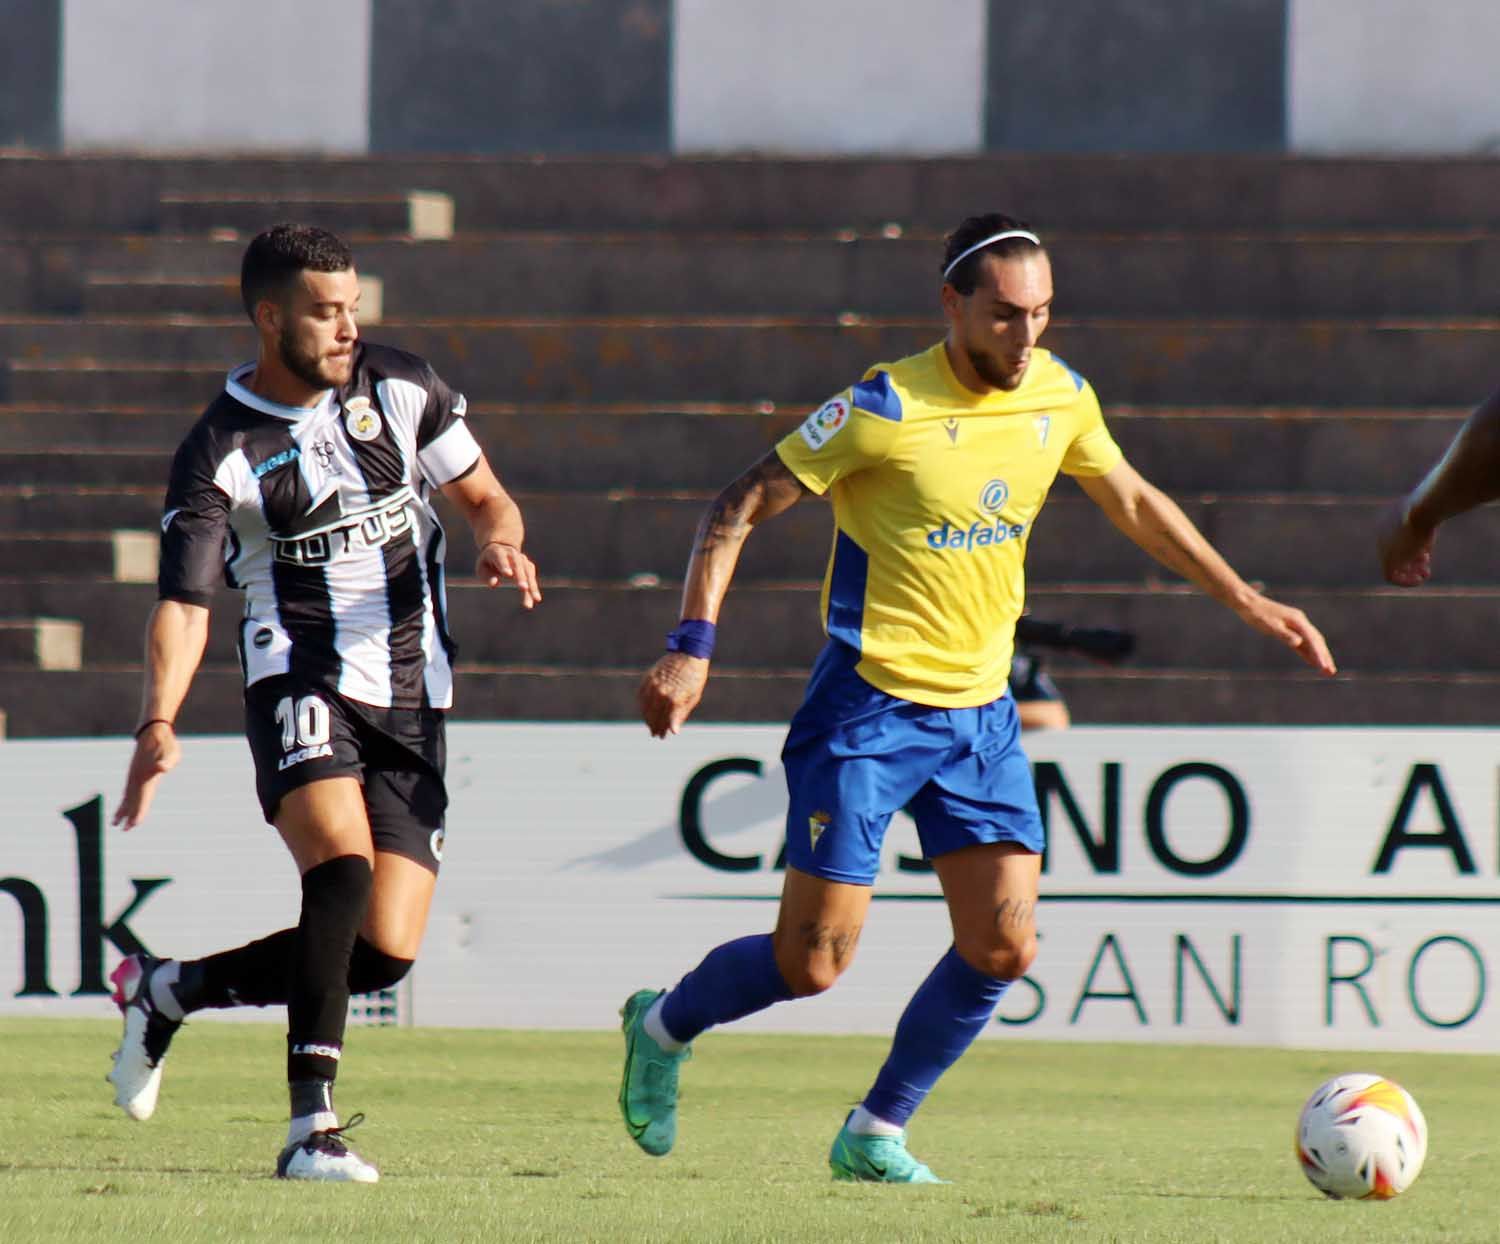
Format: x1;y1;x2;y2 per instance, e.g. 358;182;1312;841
1378;388;1500;587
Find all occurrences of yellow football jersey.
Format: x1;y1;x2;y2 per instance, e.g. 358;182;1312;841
774;341;1122;707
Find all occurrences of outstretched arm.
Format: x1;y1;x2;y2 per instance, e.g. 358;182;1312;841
114;599;210;829
441;453;541;608
1378;388;1500;587
1075;459;1336;676
638;450;809;737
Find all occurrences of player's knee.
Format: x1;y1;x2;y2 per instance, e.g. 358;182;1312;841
775;940;857;997
959;932;1037;981
773;926;861;996
348;936;414;993
780;957;844;997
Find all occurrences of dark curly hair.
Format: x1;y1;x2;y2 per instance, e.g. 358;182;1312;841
240;223;354;320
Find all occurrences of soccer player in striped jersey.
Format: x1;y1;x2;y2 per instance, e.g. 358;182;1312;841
621;214;1336;1182
108;224;541;1182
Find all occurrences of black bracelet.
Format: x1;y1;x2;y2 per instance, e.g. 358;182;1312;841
134;718;174;739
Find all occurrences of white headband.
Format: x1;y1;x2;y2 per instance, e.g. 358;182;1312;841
942;229;1042;281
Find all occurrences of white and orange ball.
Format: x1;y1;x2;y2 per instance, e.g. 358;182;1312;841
1296;1073;1428;1200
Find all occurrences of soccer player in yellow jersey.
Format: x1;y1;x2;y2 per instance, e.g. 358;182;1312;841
619;214;1337;1182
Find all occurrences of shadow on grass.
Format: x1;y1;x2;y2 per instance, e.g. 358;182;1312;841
0;1163;234;1176
1130;1190;1312;1203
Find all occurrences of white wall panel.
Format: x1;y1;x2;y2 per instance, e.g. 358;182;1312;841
1289;0;1500;153
61;0;370;152
6;725;1500;1053
673;0;985;154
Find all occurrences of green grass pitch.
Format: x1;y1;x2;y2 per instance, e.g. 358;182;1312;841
0;1019;1492;1243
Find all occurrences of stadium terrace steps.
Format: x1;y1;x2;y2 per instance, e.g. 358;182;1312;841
0;487;162;531
299;493;1500;589
0;617;82;670
0;408;1470;493
8;154;1500;233
156;192;455;240
0;493;1493;587
81;276;245;318
6;319;1500;407
12;232;1500;319
0;664;1497;738
78;275;385;323
8;578;1493;674
1;153;1498;733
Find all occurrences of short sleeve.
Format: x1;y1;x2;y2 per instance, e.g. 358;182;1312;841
157;433;232;607
1059;380;1124;478
774;372;904;494
415;367;481;487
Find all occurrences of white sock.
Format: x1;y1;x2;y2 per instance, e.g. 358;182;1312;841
287;1110;339;1148
643;995;686;1053
148;960;185;1021
847;1105;903;1137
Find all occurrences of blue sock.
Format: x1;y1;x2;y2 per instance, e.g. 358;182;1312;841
861;945;1010;1128
658;934;794;1044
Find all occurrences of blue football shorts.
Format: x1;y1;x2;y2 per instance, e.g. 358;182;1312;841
780;642;1045;886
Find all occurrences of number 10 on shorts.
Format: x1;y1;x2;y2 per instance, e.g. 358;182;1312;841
275;695;334;769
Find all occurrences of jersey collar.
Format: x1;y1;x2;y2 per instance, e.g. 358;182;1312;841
934;340;1046;407
225;362;338;422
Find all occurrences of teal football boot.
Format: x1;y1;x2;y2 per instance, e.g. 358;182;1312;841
829;1113;948;1184
618;989;690;1156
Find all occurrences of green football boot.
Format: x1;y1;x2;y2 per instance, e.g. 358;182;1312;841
829;1114;948;1184
618;989;690;1156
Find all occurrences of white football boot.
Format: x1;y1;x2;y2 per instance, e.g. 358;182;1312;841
105;954;182;1121
276;1115;380;1183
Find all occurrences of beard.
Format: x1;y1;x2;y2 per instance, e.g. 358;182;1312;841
966;346;1026;391
278;324;352;390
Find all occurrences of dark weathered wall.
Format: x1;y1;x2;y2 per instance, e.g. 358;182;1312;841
0;0;61;149
985;0;1287;152
368;0;672;154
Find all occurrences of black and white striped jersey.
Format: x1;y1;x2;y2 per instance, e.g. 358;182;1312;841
158;341;482;709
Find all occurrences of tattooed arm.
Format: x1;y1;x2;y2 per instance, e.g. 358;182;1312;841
638;450;809;737
1074;459;1335;675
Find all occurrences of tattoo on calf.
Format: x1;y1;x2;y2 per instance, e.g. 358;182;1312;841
799;921;861;964
993;898;1034;931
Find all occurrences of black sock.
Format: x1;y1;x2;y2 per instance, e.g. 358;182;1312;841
289;1077;335;1131
349;939;414;993
177;932;412;1014
286;855;372;1085
181;929;297;1010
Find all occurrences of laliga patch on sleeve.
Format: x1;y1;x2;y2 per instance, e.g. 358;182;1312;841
797;396;850;451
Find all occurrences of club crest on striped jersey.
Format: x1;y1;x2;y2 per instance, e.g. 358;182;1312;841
344;396;382;442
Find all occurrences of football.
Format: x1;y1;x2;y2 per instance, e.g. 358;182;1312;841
1296;1073;1428;1200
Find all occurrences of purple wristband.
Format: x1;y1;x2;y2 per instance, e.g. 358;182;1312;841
666;619;717;659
